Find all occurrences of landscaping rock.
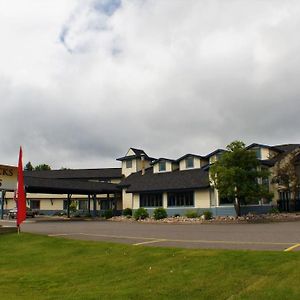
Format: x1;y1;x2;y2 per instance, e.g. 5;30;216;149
109;213;300;224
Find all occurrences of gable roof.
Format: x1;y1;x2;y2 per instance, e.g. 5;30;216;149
204;149;226;158
119;167;209;193
176;153;206;162
264;144;300;166
151;158;176;165
116;148;156;161
246;143;274;150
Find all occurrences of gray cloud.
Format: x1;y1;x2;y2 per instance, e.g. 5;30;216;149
1;0;300;168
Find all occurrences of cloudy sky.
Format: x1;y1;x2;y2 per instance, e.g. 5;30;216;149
1;0;300;169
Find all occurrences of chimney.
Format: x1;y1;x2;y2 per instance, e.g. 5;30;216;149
141;153;145;175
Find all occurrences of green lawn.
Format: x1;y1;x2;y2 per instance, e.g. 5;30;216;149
0;233;300;300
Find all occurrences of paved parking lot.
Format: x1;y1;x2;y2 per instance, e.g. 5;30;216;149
2;218;300;251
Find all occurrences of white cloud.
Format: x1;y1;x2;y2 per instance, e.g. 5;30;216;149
1;0;300;168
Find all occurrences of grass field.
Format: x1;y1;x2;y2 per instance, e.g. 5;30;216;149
1;233;300;300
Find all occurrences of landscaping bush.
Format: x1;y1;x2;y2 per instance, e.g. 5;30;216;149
103;209;113;219
72;212;82;218
269;207;280;214
69;201;77;213
123;208;132;216
153;208;168;220
185;210;198;218
202;210;212;220
134;208;149;220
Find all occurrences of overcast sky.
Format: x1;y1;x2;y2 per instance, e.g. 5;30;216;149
1;0;300;169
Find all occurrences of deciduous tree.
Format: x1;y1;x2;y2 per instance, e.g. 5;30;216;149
210;141;272;216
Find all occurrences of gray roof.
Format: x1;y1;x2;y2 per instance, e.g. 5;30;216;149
266;144;300;166
24;168;122;180
176;153;206;162
119;167;209;193
151;158;176;165
204;149;226;158
24;175;120;195
117;148;156;161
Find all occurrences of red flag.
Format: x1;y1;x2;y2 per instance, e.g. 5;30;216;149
17;147;26;226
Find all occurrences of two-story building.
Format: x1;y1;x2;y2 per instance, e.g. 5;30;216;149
2;144;300;216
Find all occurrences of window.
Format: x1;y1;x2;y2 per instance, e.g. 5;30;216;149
30;200;40;210
63;200;68;210
185;157;194;168
159;161;166;172
219;196;234;205
78;200;88;210
140;193;163;207
100;199;115;210
167;192;194;207
126;160;132;168
252;148;261;159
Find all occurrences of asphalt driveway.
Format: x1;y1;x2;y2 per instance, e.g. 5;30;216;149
2;218;300;251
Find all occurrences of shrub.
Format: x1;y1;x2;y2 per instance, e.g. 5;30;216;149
123;208;132;216
103;209;113;219
72;212;82;218
269;207;280;214
69;201;77;213
153;208;168;220
185;210;198;218
134;208;149;220
202;210;212;220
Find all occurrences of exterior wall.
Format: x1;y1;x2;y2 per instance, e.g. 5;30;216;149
126;149;135;156
122;188;133;209
122;159;138;177
132;193;140;209
40;199;63;210
153;161;173;173
209;155;218;164
260;147;270;160
163;192;168;208
194;189;211;208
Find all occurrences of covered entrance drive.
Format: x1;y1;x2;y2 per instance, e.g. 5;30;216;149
24;175;122;217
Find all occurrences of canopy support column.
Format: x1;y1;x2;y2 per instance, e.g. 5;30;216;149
0;190;5;220
88;194;91;214
67;194;72;218
92;194;97;217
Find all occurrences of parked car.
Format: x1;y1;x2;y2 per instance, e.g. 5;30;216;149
8;207;37;219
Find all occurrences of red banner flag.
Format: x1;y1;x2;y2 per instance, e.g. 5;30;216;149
17;147;26;226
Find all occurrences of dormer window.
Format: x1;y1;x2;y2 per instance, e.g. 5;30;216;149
252;148;261;159
126;160;132;168
159;161;166;172
185;156;194;168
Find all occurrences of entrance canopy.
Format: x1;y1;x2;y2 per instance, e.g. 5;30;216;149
24;175;120;195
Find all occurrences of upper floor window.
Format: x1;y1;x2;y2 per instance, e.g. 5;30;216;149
252;148;261;159
185;157;194;168
126;160;132;168
159;161;166;172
